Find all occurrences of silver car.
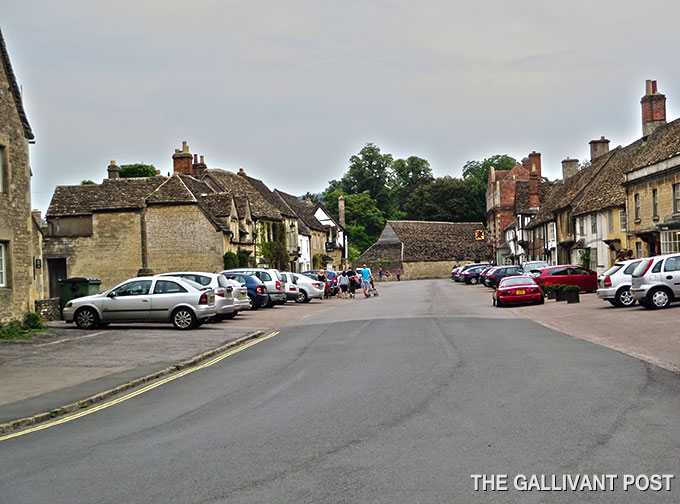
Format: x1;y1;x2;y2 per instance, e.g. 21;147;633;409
280;272;301;301
292;273;324;303
596;259;642;307
223;268;286;307
223;276;251;310
62;276;216;330
631;253;680;309
159;272;237;321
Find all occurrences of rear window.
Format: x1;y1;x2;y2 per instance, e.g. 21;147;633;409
632;258;653;277
602;264;624;277
195;275;212;286
280;273;288;282
623;261;641;275
500;277;535;287
550;267;569;276
217;276;229;288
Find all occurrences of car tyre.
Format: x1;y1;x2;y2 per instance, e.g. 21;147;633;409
647;287;672;309
296;289;309;303
615;287;636;307
537;295;544;305
266;295;276;308
172;307;197;330
248;295;258;310
223;311;237;319
75;307;99;330
470;277;478;285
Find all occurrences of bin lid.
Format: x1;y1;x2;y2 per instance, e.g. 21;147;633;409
58;277;102;284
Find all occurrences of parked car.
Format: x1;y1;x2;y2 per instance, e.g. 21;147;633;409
280;272;301;301
292;273;325;303
462;265;487;285
454;263;492;282
302;269;338;296
221;272;268;309
493;276;544;307
478;266;495;284
631;253;680;309
534;265;598;292
520;260;550;275
223;268;286;306
596;259;642;307
223;276;251;311
485;265;523;288
158;271;237;321
62;276;216;330
451;266;462;280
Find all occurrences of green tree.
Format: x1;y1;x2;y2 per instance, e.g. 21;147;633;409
322;190;386;253
390;156;434;211
260;222;289;270
404;177;485;222
81;179;96;185
119;163;157;178
223;252;239;270
462;154;517;184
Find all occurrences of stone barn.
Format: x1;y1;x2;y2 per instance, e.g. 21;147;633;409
355;221;490;280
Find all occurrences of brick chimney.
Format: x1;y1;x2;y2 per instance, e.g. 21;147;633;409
562;157;579;180
172;141;193;174
589;136;610;161
107;160;120;179
521;157;531;172
238;168;246;176
338;195;346;228
641;79;666;137
528;151;541;178
192;154;207;178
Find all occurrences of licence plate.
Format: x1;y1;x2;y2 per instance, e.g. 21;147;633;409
516;289;525;295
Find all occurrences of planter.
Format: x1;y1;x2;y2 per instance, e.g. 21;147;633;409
555;290;566;302
546;290;556;300
565;291;580;303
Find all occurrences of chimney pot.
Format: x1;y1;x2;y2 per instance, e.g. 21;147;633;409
107;160;120;179
589;136;610;161
193;154;198;164
641;79;667;136
200;155;204;164
182;141;189;153
562;158;579;180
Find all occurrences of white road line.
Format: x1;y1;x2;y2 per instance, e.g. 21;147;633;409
34;331;106;347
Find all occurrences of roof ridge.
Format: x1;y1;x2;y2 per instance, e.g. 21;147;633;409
0;26;33;140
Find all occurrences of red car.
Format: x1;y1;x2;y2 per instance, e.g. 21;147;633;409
493;276;544;307
534;265;598;292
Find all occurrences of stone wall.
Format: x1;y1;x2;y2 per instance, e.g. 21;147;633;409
0;52;42;321
402;260;475;280
146;204;224;274
35;298;60;321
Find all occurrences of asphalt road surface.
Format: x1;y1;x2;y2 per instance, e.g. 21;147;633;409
2;280;679;503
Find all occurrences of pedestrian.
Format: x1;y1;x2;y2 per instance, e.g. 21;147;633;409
396;266;402;281
346;266;357;298
337;271;349;299
384;270;390;281
360;263;372;298
378;267;383;281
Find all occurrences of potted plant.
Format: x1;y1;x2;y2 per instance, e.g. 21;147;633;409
562;284;580;303
543;284;556;299
554;284;567;302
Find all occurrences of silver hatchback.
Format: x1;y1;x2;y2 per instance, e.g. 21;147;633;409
631;253;680;309
62;276;216;330
159;272;237;321
596;259;642;307
223;268;287;307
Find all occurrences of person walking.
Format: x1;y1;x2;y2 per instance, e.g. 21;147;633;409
337;271;350;299
396;266;402;281
378;267;383;281
346;267;357;298
360;263;372;298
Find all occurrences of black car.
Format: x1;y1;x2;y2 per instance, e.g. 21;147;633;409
461;266;488;285
485;265;523;288
222;273;268;309
454;263;492;282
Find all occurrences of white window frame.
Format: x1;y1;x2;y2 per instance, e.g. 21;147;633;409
620;209;627;231
674;184;680;214
661;231;680;254
634;194;640;220
652;188;659;218
0;242;6;287
591;215;597;235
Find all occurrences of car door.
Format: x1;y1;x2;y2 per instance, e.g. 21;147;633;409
548;267;570;286
662;255;680;296
150;279;190;321
100;280;152;322
569;267;596;291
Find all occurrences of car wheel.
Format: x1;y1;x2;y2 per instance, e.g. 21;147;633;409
648;288;672;309
172;307;197;330
248;295;257;310
607;299;618;306
266;295;275;308
296;289;308;303
223;311;237;319
615;287;636;307
495;297;503;307
537;295;544;305
75;307;99;329
470;277;478;285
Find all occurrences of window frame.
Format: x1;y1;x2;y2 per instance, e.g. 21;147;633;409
652;188;659;218
634;194;640;220
591;215;597;234
674;184;680;214
0;145;5;194
0;242;7;287
620;208;627;231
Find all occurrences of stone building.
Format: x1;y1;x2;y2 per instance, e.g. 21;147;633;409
356;221;490;280
0;27;44;321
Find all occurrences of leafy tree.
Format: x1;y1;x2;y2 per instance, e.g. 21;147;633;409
299;192;321;203
223;252;239;270
390;156;434;210
404;177;485;222
119;163;157;178
462;154;517;184
260;222;289;270
237;249;251;267
81;179;96;185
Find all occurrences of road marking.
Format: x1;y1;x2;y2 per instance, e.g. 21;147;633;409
34;331;107;347
0;331;281;443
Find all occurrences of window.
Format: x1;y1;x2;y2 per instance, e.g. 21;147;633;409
548;224;555;241
620;209;627;231
112;280;152;296
636;241;643;259
675;184;680;214
153;280;187;294
608;209;614;233
661;231;680;254
634;194;640;220
664;256;680;272
0;242;6;287
652;189;659;218
550;267;570;276
591;216;597;234
623;261;642;274
578;217;584;237
652;260;662;273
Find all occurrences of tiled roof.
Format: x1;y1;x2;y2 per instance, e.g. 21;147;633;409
146;175;196;204
274;190;327;232
513;179;553;215
203;169;282;220
240;173;298;218
385;221;489;261
631;117;680;171
0;27;33;140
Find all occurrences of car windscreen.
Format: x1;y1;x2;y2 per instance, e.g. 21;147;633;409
499;277;535;287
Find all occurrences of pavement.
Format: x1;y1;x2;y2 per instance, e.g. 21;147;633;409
2;278;679;434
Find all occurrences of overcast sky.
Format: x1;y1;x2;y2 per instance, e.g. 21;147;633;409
4;0;680;214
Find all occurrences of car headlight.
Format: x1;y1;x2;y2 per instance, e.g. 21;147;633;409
65;302;73;308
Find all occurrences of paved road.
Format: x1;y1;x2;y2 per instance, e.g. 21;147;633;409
1;280;679;503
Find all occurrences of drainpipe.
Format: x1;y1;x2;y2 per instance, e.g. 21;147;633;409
137;205;154;276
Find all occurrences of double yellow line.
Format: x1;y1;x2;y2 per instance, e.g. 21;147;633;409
0;331;280;443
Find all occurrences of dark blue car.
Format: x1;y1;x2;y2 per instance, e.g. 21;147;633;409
221;272;268;309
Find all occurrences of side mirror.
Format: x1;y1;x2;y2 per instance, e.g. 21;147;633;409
107;292;116;298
